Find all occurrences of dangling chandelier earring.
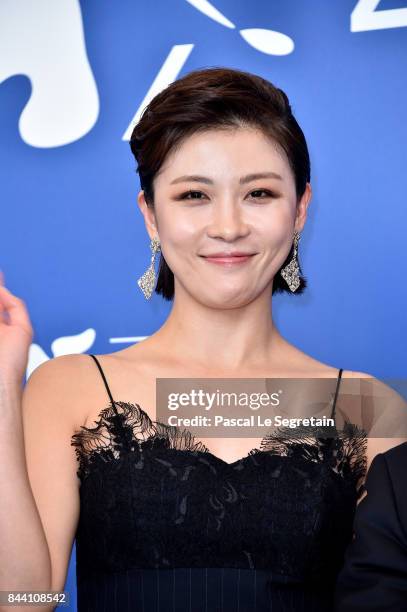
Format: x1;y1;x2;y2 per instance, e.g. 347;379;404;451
137;236;161;299
280;230;301;292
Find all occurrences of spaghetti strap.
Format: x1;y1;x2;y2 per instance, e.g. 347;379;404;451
330;368;343;420
89;354;119;415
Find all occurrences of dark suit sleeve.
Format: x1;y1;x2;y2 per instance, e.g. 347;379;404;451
334;444;407;611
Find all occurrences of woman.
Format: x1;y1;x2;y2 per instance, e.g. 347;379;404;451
0;67;405;612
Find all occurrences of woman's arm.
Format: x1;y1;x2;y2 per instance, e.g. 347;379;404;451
0;283;80;611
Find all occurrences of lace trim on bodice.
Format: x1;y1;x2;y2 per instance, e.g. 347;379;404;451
71;400;368;496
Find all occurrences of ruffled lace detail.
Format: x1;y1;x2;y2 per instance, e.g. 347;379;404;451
71;401;367;493
71;400;368;581
253;420;368;497
71;401;210;482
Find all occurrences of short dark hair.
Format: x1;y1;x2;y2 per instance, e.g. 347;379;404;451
130;66;310;300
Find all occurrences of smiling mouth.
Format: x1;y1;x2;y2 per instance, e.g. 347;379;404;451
200;254;256;265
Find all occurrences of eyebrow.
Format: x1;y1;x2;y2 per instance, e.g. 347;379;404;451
170;172;283;185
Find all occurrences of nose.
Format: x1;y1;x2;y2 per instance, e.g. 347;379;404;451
206;197;250;242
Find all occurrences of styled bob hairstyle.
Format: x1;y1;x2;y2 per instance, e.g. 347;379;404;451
130;66;310;301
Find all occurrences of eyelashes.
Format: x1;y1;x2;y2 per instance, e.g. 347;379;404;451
176;189;279;201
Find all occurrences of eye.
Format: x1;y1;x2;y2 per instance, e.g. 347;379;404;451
249;189;277;199
178;190;207;200
176;189;278;201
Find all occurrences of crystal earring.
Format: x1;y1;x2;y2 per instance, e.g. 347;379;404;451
280;230;301;292
137;236;161;299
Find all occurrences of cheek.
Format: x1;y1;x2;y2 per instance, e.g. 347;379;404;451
260;210;293;244
157;218;197;272
159;210;200;247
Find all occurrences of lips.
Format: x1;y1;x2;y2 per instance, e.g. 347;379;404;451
202;251;254;257
200;253;256;265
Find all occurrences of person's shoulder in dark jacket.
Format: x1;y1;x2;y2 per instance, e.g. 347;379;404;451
334;441;407;611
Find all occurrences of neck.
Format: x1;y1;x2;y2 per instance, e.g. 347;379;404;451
151;285;287;373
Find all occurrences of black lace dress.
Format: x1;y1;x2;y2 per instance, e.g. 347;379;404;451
70;354;367;612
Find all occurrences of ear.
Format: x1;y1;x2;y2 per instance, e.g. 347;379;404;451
137;190;159;240
295;182;312;233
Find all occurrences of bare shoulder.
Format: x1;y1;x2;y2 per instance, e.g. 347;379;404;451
341;369;380;379
25;354;85;403
338;369;407;472
27;352;92;382
24;353;100;430
341;368;406;405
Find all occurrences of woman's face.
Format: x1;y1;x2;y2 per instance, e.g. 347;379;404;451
138;127;311;308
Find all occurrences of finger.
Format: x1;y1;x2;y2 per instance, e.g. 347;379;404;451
0;271;5;314
0;285;32;334
0;272;5;316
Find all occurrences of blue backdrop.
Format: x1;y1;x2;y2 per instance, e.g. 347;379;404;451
1;1;406;609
